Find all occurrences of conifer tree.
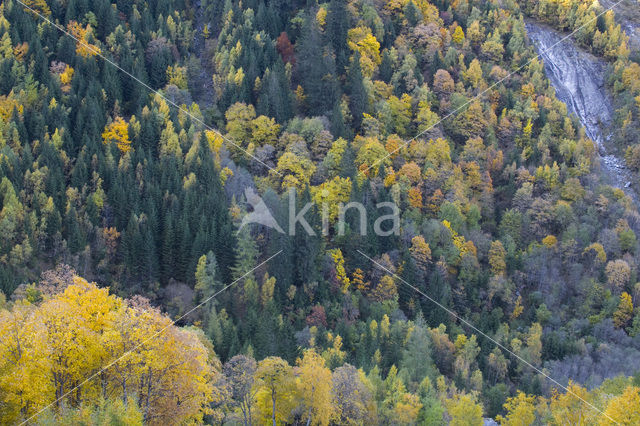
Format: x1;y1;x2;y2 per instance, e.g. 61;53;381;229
347;52;367;131
326;0;350;74
296;13;339;115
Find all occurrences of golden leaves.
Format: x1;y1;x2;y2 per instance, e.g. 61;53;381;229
347;26;381;77
21;0;51;17
271;151;316;191
0;92;22;122
613;292;634;328
329;248;350;293
12;42;28;61
0;277;219;424
166;65;188;89
296;349;333;426
311;177;352;222
59;64;74;85
452;25;465;45
67;21;101;57
102;117;131;153
601;385;640;425
409;235;431;270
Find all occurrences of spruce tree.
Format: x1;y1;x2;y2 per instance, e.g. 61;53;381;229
326;0;350;74
404;1;422;27
296;14;339;115
347;52;367;131
379;50;393;83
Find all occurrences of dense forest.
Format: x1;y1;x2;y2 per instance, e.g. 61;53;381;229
1;0;640;424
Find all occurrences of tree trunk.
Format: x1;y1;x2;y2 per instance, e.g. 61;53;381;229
144;368;153;422
272;391;276;426
306;407;312;426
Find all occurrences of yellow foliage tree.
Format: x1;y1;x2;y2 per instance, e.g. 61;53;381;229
489;240;507;276
606;259;631;290
102;117;132;153
270;152;316;191
613;292;634;328
21;0;51;17
59;64;74;85
464;59;483;89
254;356;296;425
0;92;23;122
261;273;276;307
445;392;484;426
356;137;391;177
67;21;101;57
296;349;334;426
347;27;381;77
549;382;597;426
408;186;423;209
452;26;465;45
205;129;225;161
410;235;431;271
0;301;51;424
311;177;352;222
251;115;280;146
511;295;524;320
372;275;398;303
322;334;347;369
225;102;256;144
352;268;370;293
443;220;471;260
384;378;422;424
316;7;327;28
496;391;538;426
542;235;557;248
166;65;188;89
600;385;640;425
0;277;219;425
583;242;607;264
330;248;350;293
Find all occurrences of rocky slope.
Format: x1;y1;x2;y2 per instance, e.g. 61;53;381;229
526;21;637;201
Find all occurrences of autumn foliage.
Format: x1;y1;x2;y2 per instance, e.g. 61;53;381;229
2;0;640;423
0;277;219;424
67;21;101;57
102;117;132;153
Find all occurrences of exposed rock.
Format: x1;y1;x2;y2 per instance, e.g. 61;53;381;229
526;21;637;203
526;22;612;144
